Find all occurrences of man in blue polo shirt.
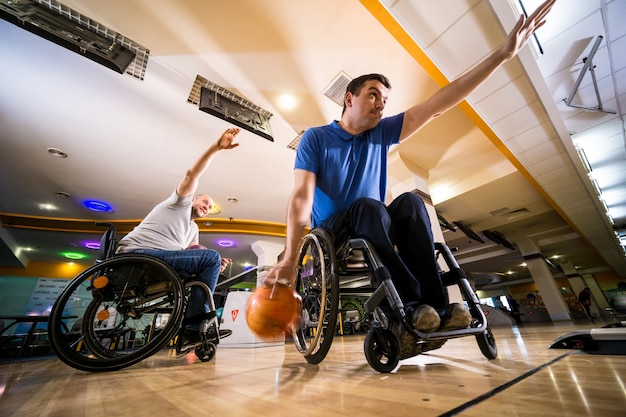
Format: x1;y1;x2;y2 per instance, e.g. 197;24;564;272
267;0;555;358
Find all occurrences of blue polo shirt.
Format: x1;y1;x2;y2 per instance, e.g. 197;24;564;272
295;113;404;227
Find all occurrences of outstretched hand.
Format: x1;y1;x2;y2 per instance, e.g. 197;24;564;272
502;0;556;61
216;127;241;150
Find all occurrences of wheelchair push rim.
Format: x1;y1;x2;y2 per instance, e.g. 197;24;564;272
292;229;339;364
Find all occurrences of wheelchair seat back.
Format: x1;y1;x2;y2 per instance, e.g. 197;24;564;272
336;240;379;290
96;222;118;261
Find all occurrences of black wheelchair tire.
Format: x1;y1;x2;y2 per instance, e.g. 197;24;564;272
476;326;498;359
364;327;399;373
48;254;185;372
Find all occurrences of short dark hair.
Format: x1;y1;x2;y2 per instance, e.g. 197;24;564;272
342;74;391;115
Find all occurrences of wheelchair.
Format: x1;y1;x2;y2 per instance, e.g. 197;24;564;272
48;223;222;372
291;228;498;373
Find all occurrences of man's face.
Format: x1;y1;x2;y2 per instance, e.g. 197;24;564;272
192;195;214;218
346;80;389;129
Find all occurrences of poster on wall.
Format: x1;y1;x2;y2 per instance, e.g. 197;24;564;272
24;278;70;316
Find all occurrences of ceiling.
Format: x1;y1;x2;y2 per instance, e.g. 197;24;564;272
0;0;624;288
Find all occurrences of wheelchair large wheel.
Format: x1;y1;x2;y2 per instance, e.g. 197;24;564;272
476;326;498;359
48;254;185;372
293;229;339;364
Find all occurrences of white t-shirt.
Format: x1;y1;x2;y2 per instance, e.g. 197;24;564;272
116;190;199;253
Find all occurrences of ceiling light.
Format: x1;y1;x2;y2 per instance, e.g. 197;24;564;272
216;239;236;248
83;200;114;213
83;241;100;250
38;203;57;211
278;94;297;110
47;148;68;158
56;191;71;198
227;197;238;203
62;252;86;260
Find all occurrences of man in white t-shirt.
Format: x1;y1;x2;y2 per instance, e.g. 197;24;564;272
117;127;240;336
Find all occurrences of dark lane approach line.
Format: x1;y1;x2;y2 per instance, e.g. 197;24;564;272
438;352;574;417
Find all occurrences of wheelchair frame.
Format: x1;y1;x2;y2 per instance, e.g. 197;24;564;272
48;223;222;372
292;228;498;373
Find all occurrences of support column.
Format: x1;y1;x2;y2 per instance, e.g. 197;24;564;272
251;240;285;287
562;262;608;320
581;274;610;311
517;238;571;322
562;261;595;321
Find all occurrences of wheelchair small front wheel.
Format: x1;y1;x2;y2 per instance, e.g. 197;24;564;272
195;342;217;362
476;326;498;359
364;327;399;373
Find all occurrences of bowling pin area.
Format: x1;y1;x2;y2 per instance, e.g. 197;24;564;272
1;322;625;417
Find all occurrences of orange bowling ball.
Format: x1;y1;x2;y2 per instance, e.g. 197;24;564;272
246;283;302;340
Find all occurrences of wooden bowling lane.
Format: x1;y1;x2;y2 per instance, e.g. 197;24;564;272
0;323;624;417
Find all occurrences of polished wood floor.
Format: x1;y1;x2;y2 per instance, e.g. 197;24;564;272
1;322;624;417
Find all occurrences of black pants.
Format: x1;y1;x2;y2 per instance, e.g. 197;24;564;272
323;192;447;311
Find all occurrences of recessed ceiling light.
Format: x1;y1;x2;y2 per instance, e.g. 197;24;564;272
56;191;71;198
216;239;236;248
38;203;57;211
83;241;100;250
278;93;297;110
83;200;114;213
62;252;87;260
227;197;238;203
47;148;68;158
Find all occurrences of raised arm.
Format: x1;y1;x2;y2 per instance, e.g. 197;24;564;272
177;127;240;197
265;168;316;286
399;0;555;141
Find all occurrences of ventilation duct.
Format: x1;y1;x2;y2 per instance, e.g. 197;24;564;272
453;221;484;243
189;75;273;142
481;230;515;250
0;0;149;79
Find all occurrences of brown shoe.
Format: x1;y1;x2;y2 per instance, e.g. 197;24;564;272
412;304;441;333
391;321;423;360
440;303;471;330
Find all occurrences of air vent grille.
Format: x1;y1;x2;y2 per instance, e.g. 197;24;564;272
323;71;352;106
287;130;305;151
